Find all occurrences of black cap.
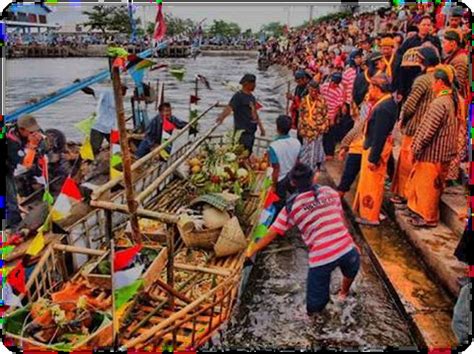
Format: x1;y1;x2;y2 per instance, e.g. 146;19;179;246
368;51;383;63
417;46;440;67
308;79;319;89
331;72;343;83
239;74;256;84
444;30;462;44
451;6;464;17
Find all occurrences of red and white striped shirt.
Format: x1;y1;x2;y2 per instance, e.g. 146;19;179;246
270;185;355;268
342;67;357;105
320;82;345;122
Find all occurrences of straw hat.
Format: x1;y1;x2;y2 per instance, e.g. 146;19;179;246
214;217;247;257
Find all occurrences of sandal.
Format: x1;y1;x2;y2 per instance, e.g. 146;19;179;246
408;216;437;228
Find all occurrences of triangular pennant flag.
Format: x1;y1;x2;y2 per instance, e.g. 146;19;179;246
42;190;54;205
80;136;95;161
115;279;143;310
110;154;122;168
38;155;49;183
190;95;200;104
114;264;145;289
110;166;122;179
263;189;280;209
258;206;276;227
114;244;143;271
113;57;127;69
263;177;272;189
110;130;120;144
51;193;72;222
2;245;15;258
7;262;26;294
170;68;186;81
3;283;21;307
61;177;82;201
26;231;45;256
74;114;96;135
252;224;268;241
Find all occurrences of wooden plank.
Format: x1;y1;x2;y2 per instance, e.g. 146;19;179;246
143;247;168;289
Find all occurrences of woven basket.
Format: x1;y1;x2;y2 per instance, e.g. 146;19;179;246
177;217;221;249
214;217;247;257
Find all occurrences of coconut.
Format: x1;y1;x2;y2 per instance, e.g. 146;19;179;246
202;205;230;229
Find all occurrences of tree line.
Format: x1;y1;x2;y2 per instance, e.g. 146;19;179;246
82;5;292;39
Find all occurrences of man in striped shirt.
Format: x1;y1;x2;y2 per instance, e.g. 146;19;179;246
342;49;363;107
246;163;360;315
321;72;345;159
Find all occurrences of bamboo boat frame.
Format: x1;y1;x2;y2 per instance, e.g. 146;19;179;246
92;133;272;350
4;243;113;351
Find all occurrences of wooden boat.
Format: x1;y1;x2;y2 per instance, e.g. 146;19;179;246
90;130;272;351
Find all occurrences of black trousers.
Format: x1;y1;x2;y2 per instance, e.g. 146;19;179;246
274;176;295;216
323;114;354;157
6;174;22;229
239;130;256;156
90;129;111;157
337;153;362;193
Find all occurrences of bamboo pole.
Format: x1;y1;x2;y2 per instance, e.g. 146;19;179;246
91;102;219;200
153;277;192;305
90;200;179;224
166;227;175;310
122;273;239;349
52;244;106;256
136;121;221;203
111;66;141;244
173;263;231;277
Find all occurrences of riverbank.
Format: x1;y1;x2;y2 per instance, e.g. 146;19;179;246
6;44;258;59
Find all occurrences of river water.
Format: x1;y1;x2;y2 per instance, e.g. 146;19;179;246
6;55;287;142
6;56;416;349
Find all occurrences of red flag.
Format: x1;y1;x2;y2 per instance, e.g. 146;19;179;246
190;95;200;104
255;101;264;111
7;262;26;294
110;130;120;144
38;155;49;183
61;177;82;201
263;189;280;209
114;244;143;271
153;4;167;41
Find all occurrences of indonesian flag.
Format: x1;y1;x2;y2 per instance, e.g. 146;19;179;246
153;4;167;41
114;244;143;271
51;177;83;221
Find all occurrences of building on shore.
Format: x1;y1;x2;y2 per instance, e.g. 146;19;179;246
3;3;60;34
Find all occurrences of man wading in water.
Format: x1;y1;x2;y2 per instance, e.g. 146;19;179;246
246;163;361;316
216;74;265;156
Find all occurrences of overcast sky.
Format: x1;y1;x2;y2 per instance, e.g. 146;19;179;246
47;4;353;32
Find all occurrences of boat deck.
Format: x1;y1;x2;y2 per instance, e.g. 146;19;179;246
119;173;267;350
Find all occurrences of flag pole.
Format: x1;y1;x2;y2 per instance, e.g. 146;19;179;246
111;65;142;244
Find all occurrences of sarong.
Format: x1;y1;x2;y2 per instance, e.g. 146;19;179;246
353;138;393;223
301;136;325;171
406;161;449;223
391;135;413;199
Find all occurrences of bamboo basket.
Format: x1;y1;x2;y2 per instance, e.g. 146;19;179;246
3;243;113;351
177;220;222;249
214;217;247;257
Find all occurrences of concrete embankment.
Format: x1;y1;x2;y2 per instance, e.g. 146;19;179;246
324;159;460;349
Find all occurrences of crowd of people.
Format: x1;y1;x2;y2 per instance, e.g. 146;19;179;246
259;4;469;229
212;4;469;343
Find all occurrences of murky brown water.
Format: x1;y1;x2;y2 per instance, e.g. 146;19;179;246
208;176;416;350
